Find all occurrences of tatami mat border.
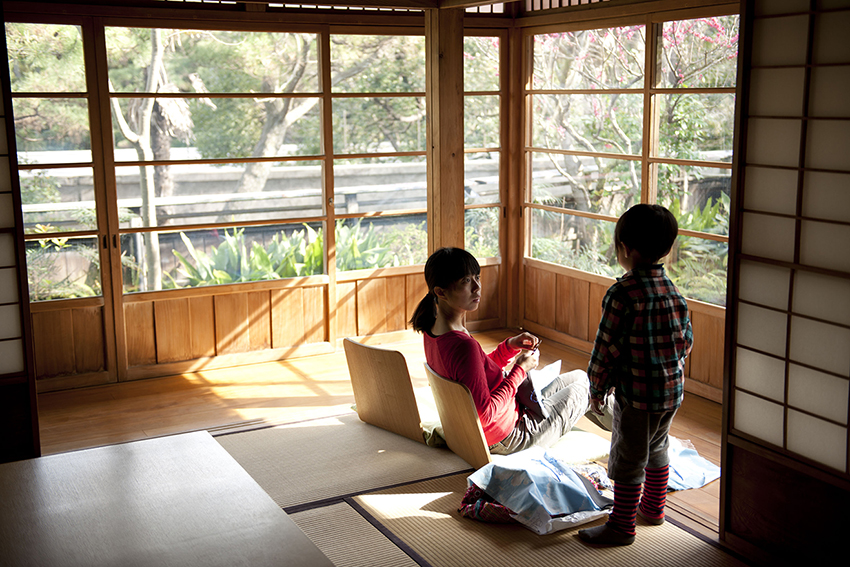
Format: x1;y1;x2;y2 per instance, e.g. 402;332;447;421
210;411;358;438
283;469;474;514
344;497;434;567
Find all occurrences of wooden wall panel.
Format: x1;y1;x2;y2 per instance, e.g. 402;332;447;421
214;294;249;355
689;310;725;390
588;282;607;341
356;278;388;336
336;282;357;339
471;264;499;322
189;296;215;358
385;275;407;332
32;310;75;378
525;266;556;328
405;274;427;327
154;299;192;364
554;274;571;336
568;278;590;340
125;302;156;367
524;266;540;324
271;288;305;347
247;291;271;351
303;286;325;344
72;306;104;373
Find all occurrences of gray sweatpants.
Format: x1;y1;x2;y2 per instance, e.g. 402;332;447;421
489;369;614;455
606;396;676;485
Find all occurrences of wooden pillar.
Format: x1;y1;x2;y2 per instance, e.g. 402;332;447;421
504;23;524;327
0;9;40;462
425;8;465;252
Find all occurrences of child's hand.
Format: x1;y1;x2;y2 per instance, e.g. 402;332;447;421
589;396;606;416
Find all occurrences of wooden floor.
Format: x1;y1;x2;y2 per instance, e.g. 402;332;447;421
37;328;722;538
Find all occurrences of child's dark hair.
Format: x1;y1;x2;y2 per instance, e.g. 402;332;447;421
409;247;480;333
614;204;679;263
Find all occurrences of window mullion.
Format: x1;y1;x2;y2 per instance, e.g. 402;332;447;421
642;15;660;205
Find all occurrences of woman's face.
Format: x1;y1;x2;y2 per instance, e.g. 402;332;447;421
442;273;482;312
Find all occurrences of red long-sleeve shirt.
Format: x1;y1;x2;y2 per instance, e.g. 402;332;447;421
424;331;525;446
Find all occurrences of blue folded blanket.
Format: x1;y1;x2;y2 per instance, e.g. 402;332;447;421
667;437;721;491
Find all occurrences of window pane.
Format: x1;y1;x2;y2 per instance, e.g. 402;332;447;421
331;35;425;93
21;167;97;233
656;163;731;237
465;153;500;205
111;97;322;160
656;93;736;160
660;16;740;88
335;215;427;270
530;152;640;216
332;97;426;154
464;36;500;92
532;26;645;90
465;95;500;148
465;207;500;258
530;209;619;277
121;223;324;293
115;161;323;229
107;29;319;93
667;234;728;305
12;98;91;162
532;94;643;155
333;157;426;215
6;23;86;93
25;236;100;301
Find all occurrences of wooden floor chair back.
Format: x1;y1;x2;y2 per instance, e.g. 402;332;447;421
424;363;492;470
343;338;424;444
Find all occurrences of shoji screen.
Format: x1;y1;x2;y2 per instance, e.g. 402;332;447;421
722;0;850;561
0;12;38;462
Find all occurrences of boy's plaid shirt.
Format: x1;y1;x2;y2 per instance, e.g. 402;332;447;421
588;265;694;412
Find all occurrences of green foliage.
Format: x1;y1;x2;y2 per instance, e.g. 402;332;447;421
531;228;619;278
171;225;323;287
331;35;425;94
666;194;730;305
167;219;430;288
335;218;400;271
378;220;428;267
669;193;730;236
5;22;85;91
19;168;61;205
463;36;500;92
25;227;99;301
465;208;500;259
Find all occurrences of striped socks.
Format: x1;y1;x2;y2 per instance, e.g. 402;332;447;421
607;482;641;536
639;465;669;522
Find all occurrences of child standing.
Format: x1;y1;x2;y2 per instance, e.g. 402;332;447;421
578;204;694;546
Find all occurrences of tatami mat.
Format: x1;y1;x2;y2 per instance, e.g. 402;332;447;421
353;473;749;567
215;413;471;509
290;502;421;567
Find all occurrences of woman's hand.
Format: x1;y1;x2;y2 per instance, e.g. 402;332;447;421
514;349;540;373
507;332;539;351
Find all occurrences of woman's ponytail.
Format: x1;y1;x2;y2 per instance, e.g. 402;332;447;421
409;292;436;334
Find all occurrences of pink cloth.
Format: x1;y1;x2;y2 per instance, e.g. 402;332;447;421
424;331;525;446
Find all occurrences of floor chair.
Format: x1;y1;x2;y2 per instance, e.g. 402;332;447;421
424;363;493;470
343;338;425;444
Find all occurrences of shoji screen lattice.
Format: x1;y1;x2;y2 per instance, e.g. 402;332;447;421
729;0;850;479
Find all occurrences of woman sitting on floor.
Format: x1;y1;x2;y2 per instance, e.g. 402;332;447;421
410;247;611;455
